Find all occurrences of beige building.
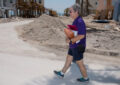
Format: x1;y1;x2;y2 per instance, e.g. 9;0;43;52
0;0;44;18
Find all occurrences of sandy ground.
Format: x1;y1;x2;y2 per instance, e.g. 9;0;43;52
0;20;59;59
0;17;24;23
1;52;120;85
0;20;120;85
16;14;120;57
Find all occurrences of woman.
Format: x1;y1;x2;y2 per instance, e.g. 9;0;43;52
54;4;89;82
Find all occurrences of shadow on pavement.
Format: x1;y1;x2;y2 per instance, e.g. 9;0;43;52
25;63;120;85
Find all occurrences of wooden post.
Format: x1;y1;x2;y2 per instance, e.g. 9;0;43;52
81;0;83;16
85;0;89;16
76;0;80;4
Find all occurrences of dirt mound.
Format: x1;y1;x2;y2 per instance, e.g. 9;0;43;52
16;14;67;49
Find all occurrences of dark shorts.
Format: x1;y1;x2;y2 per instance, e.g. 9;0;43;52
68;45;85;61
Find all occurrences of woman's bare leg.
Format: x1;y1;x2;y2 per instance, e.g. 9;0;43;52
76;59;88;78
61;55;73;73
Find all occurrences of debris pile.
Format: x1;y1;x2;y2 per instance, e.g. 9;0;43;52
16;14;67;49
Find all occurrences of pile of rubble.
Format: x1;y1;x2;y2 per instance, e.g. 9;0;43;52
16;14;67;49
83;15;120;32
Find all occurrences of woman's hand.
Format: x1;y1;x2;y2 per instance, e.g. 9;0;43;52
71;38;76;44
66;37;76;44
71;35;85;44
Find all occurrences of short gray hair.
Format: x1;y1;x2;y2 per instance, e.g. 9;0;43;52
71;4;81;15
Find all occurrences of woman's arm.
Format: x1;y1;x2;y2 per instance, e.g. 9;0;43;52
71;35;85;44
70;18;86;44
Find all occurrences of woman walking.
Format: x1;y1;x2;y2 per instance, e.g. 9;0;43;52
54;4;89;82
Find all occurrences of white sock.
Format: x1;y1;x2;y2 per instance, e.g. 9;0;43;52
60;71;64;75
84;77;88;80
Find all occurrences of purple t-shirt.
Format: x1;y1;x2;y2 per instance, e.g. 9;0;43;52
68;16;86;48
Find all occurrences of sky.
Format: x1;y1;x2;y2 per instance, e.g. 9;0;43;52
44;0;75;13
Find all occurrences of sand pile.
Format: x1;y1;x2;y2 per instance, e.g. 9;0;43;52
16;14;67;49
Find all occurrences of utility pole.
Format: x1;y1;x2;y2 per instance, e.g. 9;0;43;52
81;0;83;16
76;0;83;16
85;0;89;16
76;0;80;4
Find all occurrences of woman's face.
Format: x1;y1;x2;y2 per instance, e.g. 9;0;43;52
69;8;78;19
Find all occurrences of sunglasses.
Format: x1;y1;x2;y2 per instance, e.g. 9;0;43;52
69;10;72;13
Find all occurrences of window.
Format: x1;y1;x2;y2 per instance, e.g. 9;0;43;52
39;0;41;3
24;0;26;2
96;2;98;5
10;0;13;3
0;0;1;6
3;0;6;6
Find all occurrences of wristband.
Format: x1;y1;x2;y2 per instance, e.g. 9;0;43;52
70;39;72;43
